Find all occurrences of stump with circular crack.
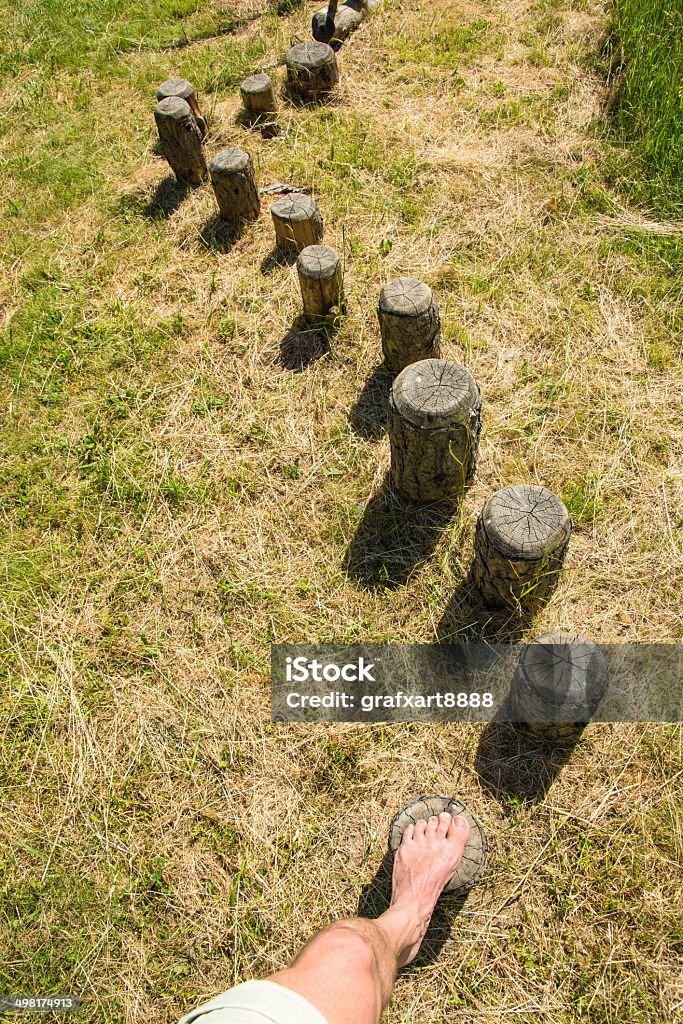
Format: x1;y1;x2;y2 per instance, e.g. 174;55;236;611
378;278;441;373
240;73;277;121
473;485;572;609
296;245;344;317
389;795;488;895
154;97;208;187
271;195;324;253
156;78;207;138
209;148;261;223
285;42;339;102
511;632;608;743
388;359;482;503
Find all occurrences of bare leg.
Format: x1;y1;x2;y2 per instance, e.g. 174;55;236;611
268;813;470;1024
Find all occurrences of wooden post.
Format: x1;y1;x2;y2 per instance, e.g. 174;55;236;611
296;245;344;317
154;97;208;188
312;0;375;49
156;78;207;138
511;632;608;743
271;195;324;253
388;358;481;503
285;42;339;103
389;795;488;893
209;148;261;222
473;484;572;608
240;73;277;120
378;277;441;373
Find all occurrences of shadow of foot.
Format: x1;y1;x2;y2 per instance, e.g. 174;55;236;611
279;314;338;371
343;483;454;589
199;215;246;253
349;364;393;439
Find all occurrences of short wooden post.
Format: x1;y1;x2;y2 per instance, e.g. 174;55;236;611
271;195;324;253
156;78;207;138
378;278;441;373
285;42;339;103
209;148;261;222
388;358;481;503
240;73;277;120
154;97;208;187
296;245;344;317
511;632;608;743
389;795;488;893
473;484;572;608
312;0;375;49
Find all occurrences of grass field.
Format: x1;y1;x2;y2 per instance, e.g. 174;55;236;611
1;1;682;1022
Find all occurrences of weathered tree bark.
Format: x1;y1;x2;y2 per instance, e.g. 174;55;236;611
511;632;608;743
296;244;344;317
388;358;481;503
271;195;324;252
285;42;339;103
312;0;375;49
240;73;277;120
209;148;261;222
156;78;207;138
378;277;441;373
389;796;488;893
473;484;572;609
154;97;208;187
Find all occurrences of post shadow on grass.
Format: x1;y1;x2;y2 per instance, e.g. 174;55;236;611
142;175;191;219
261;246;298;275
344;484;454;590
349;364;394;439
199;214;246;254
357;848;469;968
235;108;281;139
437;568;533;646
279;314;338;371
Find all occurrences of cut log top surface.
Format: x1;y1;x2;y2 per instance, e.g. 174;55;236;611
286;41;336;68
209;147;251;175
155;96;193;121
241;73;272;94
480;484;571;560
156;78;194;102
519;632;608;702
379;277;434;317
296;244;340;279
271;194;319;222
391;358;480;430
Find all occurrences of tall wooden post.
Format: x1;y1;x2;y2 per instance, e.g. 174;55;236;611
156;78;207;138
154;97;208;187
209;148;261;222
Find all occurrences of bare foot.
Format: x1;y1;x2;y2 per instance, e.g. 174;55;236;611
388;812;469;965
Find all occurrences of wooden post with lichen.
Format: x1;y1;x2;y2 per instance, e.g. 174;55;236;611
473;485;572;608
240;73;277;120
209;148;261;222
271;195;324;253
296;245;344;317
154;97;208;187
511;632;608;743
286;42;339;102
156;78;207;138
378;277;441;373
388;358;482;503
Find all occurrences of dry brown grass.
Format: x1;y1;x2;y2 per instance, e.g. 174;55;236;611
1;1;682;1021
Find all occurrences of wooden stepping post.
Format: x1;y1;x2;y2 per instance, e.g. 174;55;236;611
156;78;207;138
154;97;208;187
209;148;261;223
473;484;572;608
378;278;441;373
285;42;339;103
388;358;481;503
240;73;277;121
312;0;374;49
389;795;488;894
296;245;344;317
510;632;608;743
271;195;324;253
